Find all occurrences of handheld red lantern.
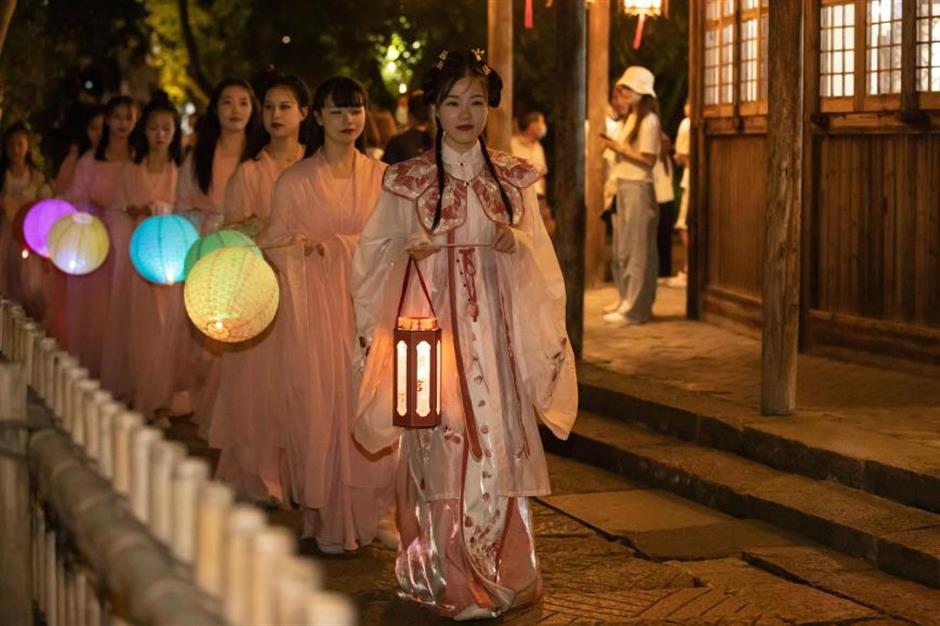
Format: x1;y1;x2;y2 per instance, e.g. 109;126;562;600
393;257;442;429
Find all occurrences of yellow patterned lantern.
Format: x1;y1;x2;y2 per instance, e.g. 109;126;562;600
183;246;279;343
393;257;441;429
47;212;110;275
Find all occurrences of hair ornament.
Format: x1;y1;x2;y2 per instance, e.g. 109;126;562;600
470;48;492;75
436;50;449;70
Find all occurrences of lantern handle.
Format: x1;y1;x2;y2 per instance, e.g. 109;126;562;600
396;256;438;319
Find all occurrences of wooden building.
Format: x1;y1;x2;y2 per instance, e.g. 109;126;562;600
688;0;940;369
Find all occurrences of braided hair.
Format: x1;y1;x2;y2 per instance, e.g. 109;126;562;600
420;49;514;231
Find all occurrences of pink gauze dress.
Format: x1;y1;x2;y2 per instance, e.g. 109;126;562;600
175;148;239;432
113;160;180;417
208;147;302;503
265;150;396;549
65;152;130;378
351;143;577;619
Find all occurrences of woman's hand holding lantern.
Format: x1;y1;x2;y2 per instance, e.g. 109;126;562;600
492;223;516;254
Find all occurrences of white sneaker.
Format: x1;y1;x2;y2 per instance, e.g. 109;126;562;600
602;311;626;323
602;300;623;314
375;508;400;549
316;541;345;555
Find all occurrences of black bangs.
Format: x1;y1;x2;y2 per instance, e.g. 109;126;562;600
315;76;367;110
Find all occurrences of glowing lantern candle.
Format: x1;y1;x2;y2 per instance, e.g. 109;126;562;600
47;212;110;275
130;215;200;284
22;199;77;257
183;229;260;279
393;258;441;429
184;246;279;343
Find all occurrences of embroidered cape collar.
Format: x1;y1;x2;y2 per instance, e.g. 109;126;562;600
383;145;542;234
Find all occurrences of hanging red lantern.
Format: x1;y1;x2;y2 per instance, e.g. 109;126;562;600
393;257;441;429
623;0;668;49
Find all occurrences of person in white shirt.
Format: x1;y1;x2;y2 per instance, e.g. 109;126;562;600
669;102;691;287
599;66;661;324
510;110;553;235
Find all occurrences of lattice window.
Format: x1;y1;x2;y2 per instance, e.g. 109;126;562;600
821;3;857;98
739;0;769;104
917;0;940;91
868;0;903;95
720;5;736;104
704;0;722;106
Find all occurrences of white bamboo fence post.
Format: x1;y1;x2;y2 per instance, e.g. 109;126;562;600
129;426;162;523
223;505;266;625
274;556;324;626
148;440;186;544
111;411;143;496
304;591;358;626
33;504;44;607
22;322;38;386
170;457;209;564
38;337;57;402
52;353;72;420
84;574;101;626
195;481;234;597
44;527;56;626
248;526;297;625
95;401;123;480
73;379;99;448
55;544;65;626
82;389;111;461
65;366;88;437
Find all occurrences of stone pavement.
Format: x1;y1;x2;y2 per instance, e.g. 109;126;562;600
170;416;940;624
580;285;940;514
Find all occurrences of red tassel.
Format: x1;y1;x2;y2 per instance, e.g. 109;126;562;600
633;14;646;49
525;0;534;29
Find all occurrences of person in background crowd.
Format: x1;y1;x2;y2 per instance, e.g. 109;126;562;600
176;77;261;437
210;73;310;505
54;106;105;195
510;110;553;235
381;89;433;165
394;92;410;129
653;132;676;282
264;76;395;553
65;95;139;377
668;100;691;288
599;66;661;325
0;122;52;313
117;95;183;420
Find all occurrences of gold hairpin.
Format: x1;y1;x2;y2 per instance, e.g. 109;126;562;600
470;48;492;75
436;50;448;69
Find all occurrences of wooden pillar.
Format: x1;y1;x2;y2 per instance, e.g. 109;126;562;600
687;0;705;319
554;0;587;357
585;0;610;288
762;0;803;416
487;0;513;152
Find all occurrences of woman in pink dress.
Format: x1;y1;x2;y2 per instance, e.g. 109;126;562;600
65;96;138;378
352;50;577;619
265;77;395;552
176;78;260;432
114;96;182;418
54;107;105;196
0;122;52;315
209;74;310;503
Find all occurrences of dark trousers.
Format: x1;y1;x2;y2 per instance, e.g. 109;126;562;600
656;201;677;277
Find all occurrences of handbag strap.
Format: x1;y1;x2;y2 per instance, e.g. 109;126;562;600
396;255;438;319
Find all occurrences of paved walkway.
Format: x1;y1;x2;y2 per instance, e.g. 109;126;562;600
582;285;940;459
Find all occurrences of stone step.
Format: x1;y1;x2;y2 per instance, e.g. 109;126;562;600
578;361;940;515
541;412;940;589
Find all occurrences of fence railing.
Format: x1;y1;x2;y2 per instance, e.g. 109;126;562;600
0;297;356;626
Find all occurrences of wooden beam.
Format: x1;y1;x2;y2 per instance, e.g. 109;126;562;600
585;0;610;288
687;0;705;319
487;0;513;152
554;0;587;358
762;0;804;416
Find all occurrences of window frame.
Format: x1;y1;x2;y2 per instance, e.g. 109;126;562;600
704;0;741;118
738;0;769;116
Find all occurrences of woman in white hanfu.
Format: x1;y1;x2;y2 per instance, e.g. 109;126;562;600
351;49;577;620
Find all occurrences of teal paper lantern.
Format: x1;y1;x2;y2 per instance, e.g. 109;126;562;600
129;215;200;285
183;229;260;278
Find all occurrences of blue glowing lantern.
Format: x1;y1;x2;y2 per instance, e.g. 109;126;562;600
129;215;200;285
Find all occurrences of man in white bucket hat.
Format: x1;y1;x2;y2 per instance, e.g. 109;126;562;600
599;65;661;325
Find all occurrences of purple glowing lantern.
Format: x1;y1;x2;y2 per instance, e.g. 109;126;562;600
22;199;78;258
